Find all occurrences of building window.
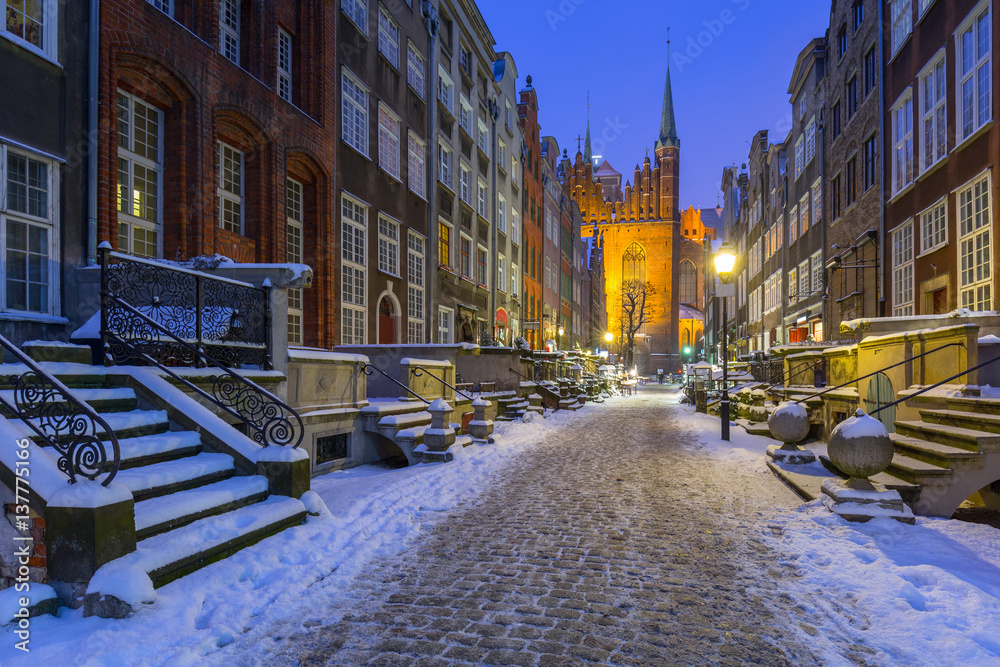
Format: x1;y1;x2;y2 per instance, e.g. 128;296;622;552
498;254;506;292
511;209;520;246
477;179;488;218
811;252;823;293
853;0;864;32
286;179;303;345
837;24;847;60
890;0;912;55
497;194;506;233
3;148;55;314
800;194;810;234
438;221;451;268
863;134;877;191
831;101;841;139
117;91;163;258
277;29;293;102
342;0;367;32
891;91;914;194
846;76;858;120
378;214;400;276
958;173;992;310
497;139;506;170
217;142;244;235
342;69;369;156
341;194;367;344
832;174;842;219
798;260;810;298
957;2;991;142
476;247;488;286
315;433;350;465
438;306;453;344
892;220;914;316
437;66;454;110
459;235;472;279
805;117;816;164
511;263;519;298
477;119;490;156
788;268;799;301
794;135;804;178
789;206;799;246
460;164;471;202
219;0;240;64
679;260;697;304
505;100;513;131
377;8;400;68
846;156;857;205
408;231;425;343
378;104;401;180
545;256;551;289
459;96;473;135
438;143;452;187
147;0;172;15
864;46;877;97
920;55;946;170
407;42;425;97
812;179;822;225
920;198;947;254
408;132;426;198
459;45;471;75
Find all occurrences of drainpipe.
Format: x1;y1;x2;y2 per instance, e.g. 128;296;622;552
488;96;500;343
877;0;886;317
422;2;439;342
819;98;827;339
87;0;100;264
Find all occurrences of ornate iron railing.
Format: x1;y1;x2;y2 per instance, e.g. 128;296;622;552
101;295;302;448
0;334;121;485
361;363;428;403
410;366;473;400
749;359;784;384
99;244;272;370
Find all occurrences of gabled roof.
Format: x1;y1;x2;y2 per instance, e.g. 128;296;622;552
594;160;621;177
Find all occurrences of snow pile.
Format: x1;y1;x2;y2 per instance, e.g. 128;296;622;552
831;409;888;440
86;566;155;607
766;502;1000;665
0;585;57;624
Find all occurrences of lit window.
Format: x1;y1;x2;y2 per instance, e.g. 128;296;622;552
286;179;303;345
438;221;451;268
958;172;992;310
4;0;56;58
117;91;163;258
217;142;244;235
957;2;991;141
892;220;914;316
378;214;400;276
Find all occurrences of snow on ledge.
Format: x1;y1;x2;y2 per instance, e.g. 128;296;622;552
0;584;58;624
400;358;452;367
256;445;309;463
47;480;133;509
288;348;369;364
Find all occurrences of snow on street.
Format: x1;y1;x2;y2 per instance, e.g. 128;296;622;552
4;385;1000;665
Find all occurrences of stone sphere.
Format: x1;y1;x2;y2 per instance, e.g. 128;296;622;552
768;401;810;444
827;409;894;479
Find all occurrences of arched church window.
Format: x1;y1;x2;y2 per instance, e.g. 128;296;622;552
622;242;645;282
679;260;697;304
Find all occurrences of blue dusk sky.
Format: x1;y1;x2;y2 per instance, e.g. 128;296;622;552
478;0;831;211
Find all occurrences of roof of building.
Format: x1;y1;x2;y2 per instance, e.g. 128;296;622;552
679;304;703;320
655;60;680;150
700;206;725;231
594;160;621;177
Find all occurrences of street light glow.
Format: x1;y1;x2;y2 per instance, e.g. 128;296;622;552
714;241;737;281
605;332;613;342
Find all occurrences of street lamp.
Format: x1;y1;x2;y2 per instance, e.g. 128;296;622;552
557;325;565;379
714;241;737;441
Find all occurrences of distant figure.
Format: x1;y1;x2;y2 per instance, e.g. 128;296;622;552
814;359;826;387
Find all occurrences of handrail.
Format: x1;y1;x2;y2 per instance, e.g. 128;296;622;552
102;296;303;448
410;365;473;400
783;358;825;386
793;342;965;405
509;367;532;383
0;334;121;485
361;363;428;403
871;353;1000;416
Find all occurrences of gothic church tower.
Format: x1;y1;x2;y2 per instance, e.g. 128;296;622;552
654;60;680;225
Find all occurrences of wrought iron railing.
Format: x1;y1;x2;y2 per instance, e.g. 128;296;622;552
410;365;473;400
749;359;785;384
101;295;302;448
99;244;272;370
509;367;532;383
0;334;121;485
871;353;1000;416
361;363;428;403
783;358;827;387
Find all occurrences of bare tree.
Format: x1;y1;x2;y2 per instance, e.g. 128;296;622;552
620;279;656;368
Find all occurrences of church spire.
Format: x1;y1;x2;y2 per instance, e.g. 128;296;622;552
655;35;680;150
584;92;593;165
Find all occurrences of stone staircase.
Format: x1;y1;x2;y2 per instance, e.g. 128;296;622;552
2;367;307;590
876;392;1000;516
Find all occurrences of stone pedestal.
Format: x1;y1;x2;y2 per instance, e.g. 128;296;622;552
467;398;494;444
821;478;915;524
422;399;456;463
256;446;311;498
766;401;816;464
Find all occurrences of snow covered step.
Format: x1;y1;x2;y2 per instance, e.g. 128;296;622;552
113;452;235;502
115;431;204;469
0;387;138;415
134;475;270;539
15;409;169;442
115;495;306;588
378;412;432;429
887;452;953;485
894;420;1000;452
890;434;986;470
919;409;1000;444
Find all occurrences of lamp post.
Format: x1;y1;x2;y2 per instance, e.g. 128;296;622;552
604;331;613;359
714;241;737;442
557;325;565;379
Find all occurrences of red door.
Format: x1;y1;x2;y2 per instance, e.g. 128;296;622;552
379;297;396;344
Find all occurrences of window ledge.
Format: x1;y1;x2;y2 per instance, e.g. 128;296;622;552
952;120;995;156
341;138;371;161
377;269;402;279
917;244;947;259
887;181;916;205
0;311;68;325
917;155;949;182
0;32;61;69
888;33;912;65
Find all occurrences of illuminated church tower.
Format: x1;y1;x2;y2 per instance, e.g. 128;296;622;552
655;59;680;226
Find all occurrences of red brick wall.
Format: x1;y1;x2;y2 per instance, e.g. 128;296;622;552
99;1;337;347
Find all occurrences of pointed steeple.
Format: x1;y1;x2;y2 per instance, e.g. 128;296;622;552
584;92;593;165
655;36;680;150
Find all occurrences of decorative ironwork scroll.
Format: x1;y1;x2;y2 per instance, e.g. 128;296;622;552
0;335;121;485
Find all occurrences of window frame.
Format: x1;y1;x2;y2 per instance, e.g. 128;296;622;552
407;131;426;198
407;230;426;343
890;0;913;56
406;41;425;98
377;7;400;68
117;90;164;259
219;0;240;64
217;141;244;235
892;219;915;316
2;0;59;61
277;28;293;103
957;171;993;310
342;68;370;157
286;178;304;345
955;0;992;142
918;197;948;256
377;103;401;181
919;51;947;171
341;193;368;345
891;89;914;195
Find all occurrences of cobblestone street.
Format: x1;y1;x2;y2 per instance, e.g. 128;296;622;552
256;387;838;665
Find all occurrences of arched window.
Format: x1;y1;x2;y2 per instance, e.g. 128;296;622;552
623;242;645;282
679;260;697;304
